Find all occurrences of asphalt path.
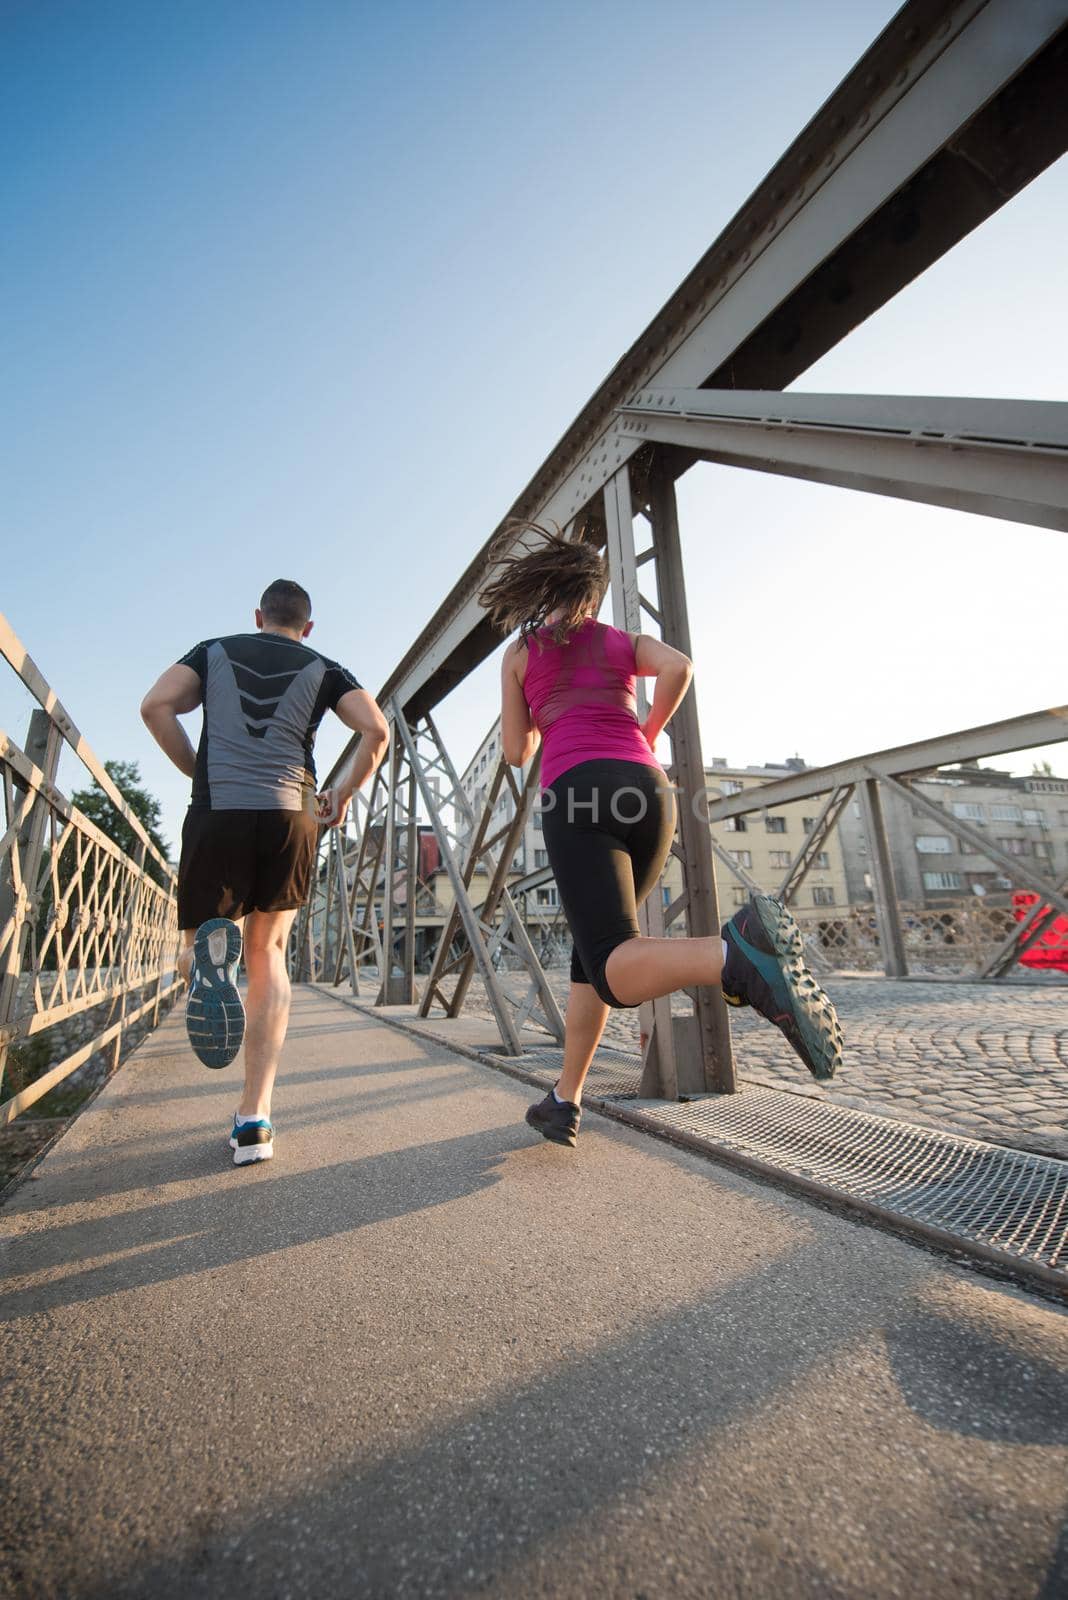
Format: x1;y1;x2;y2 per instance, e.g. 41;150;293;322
2;987;1066;1599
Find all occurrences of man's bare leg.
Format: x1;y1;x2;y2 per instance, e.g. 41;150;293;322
237;907;299;1121
177;930;196;985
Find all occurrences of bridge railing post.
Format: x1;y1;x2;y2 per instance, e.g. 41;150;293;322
603;456;736;1096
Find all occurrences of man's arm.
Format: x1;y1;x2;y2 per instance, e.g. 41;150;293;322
140;664;203;779
315;689;390;827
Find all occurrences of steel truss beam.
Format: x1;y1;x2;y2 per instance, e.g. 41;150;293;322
604;460;735;1096
418;747;564;1042
339;0;1068;732
391;707;564;1055
619;392;1068;533
706;709;1068;819
775;786;854;904
295;774;390;992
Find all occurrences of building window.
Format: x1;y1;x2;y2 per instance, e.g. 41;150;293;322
996;837;1028;856
728;849;752;868
536;887;558;907
532;811;543;830
813;851;830;869
802;817;816;835
812;887;835;906
512;852;524;872
731;886;747;908
724;816;747;833
1022;809;1047;828
768;850;791;869
534;848;548;868
1033;840;1053;861
765;816;786;834
951;802;984;822
915;835;952;854
1061;811;1068;827
990;804;1022;822
923;871;962;890
720;779;743;796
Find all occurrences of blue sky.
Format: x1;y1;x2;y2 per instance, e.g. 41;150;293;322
3;0;1066;850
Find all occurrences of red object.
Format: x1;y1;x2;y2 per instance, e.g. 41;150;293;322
418;829;440;883
1012;891;1068;972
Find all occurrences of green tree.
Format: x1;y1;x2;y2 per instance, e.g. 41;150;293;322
71;760;171;882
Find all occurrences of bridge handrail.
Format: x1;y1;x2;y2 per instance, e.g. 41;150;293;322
0;612;174;881
0;616;179;1127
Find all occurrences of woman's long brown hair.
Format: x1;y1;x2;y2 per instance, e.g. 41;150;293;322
478;523;608;643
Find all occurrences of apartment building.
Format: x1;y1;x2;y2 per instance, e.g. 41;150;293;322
659;756;851;914
836;762;1068;908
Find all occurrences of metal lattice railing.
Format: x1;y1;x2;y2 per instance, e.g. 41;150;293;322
0;614;180;1125
794;899;1065;975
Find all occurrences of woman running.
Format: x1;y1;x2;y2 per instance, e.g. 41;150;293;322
480;525;843;1147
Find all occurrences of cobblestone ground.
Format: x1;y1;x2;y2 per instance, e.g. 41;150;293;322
462;970;1068;1160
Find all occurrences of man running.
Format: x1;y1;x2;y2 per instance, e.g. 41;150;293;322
141;579;388;1165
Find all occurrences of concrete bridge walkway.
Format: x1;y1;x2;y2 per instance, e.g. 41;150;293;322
2;987;1066;1600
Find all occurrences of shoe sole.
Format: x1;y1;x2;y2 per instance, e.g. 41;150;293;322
750;895;844;1082
230;1139;273;1166
186;918;245;1070
525;1106;577;1147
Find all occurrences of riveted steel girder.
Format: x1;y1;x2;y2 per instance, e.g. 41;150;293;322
619;391;1068;533
334;0;1068;743
705;709;1068;819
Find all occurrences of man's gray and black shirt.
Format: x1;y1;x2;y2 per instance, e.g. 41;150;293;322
178;633;361;811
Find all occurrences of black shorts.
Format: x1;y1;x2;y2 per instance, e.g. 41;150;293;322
540;759;676;1008
177;808;319;930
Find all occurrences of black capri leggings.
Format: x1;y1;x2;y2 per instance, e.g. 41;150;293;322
540;759;676;1009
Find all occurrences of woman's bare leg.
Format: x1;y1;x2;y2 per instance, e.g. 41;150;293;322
557;982;610;1104
604;935;724;1008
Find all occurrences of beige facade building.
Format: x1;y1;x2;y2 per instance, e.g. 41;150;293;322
659;757;851;915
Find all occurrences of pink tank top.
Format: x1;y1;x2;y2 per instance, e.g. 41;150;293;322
523;618;663;787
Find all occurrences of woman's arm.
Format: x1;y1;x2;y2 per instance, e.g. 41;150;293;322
634;634;693;748
500;641;539;767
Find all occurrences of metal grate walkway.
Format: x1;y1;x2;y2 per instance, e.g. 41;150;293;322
480;1041;1068;1292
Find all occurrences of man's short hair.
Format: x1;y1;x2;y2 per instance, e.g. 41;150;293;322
260;579;312;629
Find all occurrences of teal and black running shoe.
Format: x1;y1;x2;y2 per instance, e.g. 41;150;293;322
721;894;843;1081
185;917;245;1070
